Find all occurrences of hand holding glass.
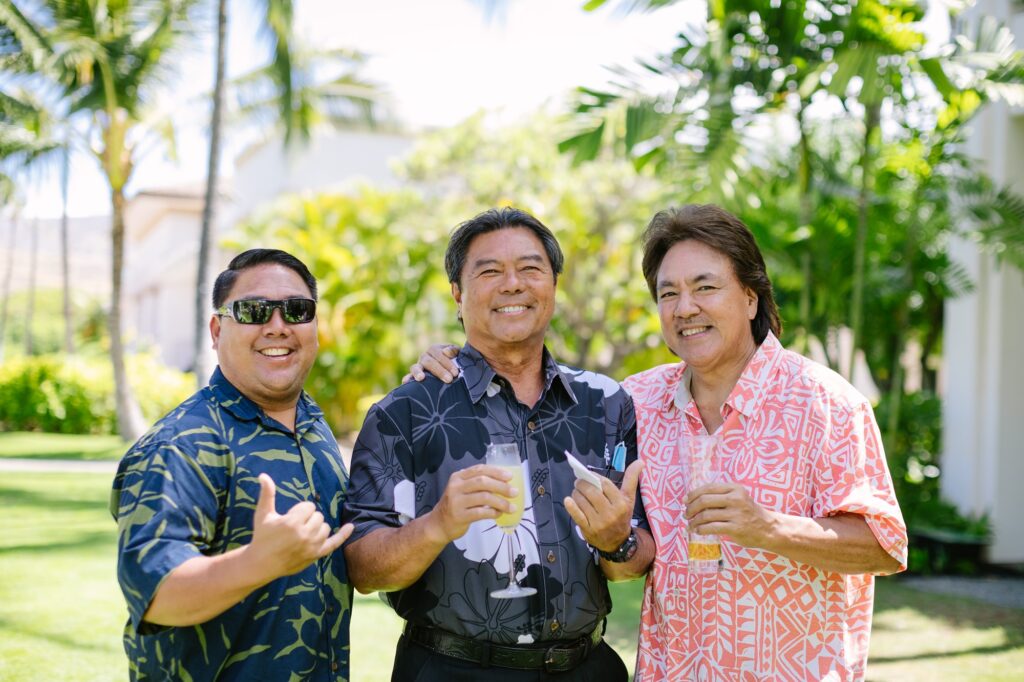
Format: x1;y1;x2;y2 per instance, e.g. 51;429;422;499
684;435;723;573
486;443;536;598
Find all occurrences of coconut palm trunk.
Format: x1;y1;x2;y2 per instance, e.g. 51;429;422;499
848;101;879;380
24;217;38;354
60;143;74;354
193;0;228;387
0;212;18;361
110;186;143;441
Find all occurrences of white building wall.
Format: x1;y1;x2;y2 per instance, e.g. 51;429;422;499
229;129;412;223
942;0;1024;563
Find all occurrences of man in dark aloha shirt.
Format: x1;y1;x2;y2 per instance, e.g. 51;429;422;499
344;208;655;681
111;249;353;681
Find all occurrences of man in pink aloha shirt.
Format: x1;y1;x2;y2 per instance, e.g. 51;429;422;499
625;204;906;681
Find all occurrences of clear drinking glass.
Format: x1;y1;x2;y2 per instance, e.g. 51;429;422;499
684;434;723;573
486;442;537;599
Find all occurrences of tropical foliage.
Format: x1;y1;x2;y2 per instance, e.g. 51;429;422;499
560;0;1024;540
1;0;197;440
0;351;193;434
229;114;674;430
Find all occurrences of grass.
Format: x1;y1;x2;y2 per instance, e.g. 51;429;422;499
1;469;1021;681
0;432;126;461
867;579;1024;681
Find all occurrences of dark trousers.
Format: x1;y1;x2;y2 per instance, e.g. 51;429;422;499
390;634;629;682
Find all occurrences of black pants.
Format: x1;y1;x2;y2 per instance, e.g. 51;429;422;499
391;634;629;682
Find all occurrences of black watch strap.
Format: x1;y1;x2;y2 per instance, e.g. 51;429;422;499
598;529;639;563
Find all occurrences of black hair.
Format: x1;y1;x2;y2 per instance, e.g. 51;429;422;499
444;207;564;285
211;248;318;309
641;205;781;343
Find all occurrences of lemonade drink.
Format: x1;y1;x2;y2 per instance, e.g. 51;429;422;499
495;465;525;531
688;540;722;562
685;435;723;573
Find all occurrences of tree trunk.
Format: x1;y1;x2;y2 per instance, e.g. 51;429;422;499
848;102;880;380
194;0;228;388
0;213;18;362
884;220;918;447
61;144;75;354
796;104;813;355
110;188;144;441
24;218;38;355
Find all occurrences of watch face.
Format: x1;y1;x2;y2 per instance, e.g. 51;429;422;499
622;531;639;561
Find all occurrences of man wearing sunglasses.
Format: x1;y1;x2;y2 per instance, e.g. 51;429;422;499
111;248;354;681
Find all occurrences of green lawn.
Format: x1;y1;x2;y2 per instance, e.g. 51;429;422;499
0;432;126;461
1;470;1021;681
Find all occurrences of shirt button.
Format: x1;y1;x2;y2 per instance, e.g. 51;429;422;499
527;420;537;431
327;604;335;614
537;485;546;496
314;492;321;502
550;620;560;633
547;551;556;564
331;661;339;672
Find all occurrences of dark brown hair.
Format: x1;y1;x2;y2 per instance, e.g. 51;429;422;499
641;204;781;343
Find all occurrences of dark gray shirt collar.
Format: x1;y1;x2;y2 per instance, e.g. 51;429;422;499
457;343;578;407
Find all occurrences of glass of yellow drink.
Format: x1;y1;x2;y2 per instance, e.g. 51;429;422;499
486;443;537;598
684;434;723;573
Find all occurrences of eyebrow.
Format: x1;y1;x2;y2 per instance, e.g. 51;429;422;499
470;254;547;270
656;272;719;290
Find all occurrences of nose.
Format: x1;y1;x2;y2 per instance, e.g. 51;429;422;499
673;291;700;318
499;269;524;293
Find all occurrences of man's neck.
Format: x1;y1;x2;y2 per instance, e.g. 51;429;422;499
262;405;298;432
477;341;546;408
689;342;758;433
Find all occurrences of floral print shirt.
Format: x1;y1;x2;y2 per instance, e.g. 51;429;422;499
111;368;352;681
344;344;643;643
623;333;907;682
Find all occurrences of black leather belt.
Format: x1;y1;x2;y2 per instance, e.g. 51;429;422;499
403;622;604;673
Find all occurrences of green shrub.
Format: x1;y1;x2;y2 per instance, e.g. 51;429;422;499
876;390;991;573
0;353;193;435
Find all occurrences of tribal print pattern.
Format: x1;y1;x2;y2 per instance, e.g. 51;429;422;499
624;334;906;682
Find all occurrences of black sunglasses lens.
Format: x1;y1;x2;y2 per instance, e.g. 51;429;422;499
283;299;316;323
233;300;272;324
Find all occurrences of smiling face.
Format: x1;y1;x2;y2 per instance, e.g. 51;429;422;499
210;263;318;413
452;227;556;359
656;239;758;381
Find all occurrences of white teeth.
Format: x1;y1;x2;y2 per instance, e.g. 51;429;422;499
260;348;291;357
680;327;710;338
496;306;527;313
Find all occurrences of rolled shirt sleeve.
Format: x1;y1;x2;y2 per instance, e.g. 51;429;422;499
811;398;908;570
342;403;414;541
112;439;223;630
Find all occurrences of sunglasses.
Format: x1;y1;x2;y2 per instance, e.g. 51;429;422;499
216;298;317;325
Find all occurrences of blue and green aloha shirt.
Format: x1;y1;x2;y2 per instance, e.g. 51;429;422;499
110;367;351;681
344;344;644;645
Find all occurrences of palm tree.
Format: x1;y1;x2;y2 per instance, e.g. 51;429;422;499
23;216;37;354
565;0;1024;377
0;198;19;362
1;84;60;359
192;0;383;386
2;0;196;440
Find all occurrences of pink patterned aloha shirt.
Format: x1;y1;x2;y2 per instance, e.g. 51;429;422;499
623;332;907;682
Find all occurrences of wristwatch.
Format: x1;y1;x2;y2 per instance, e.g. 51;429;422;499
598;529;639;563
